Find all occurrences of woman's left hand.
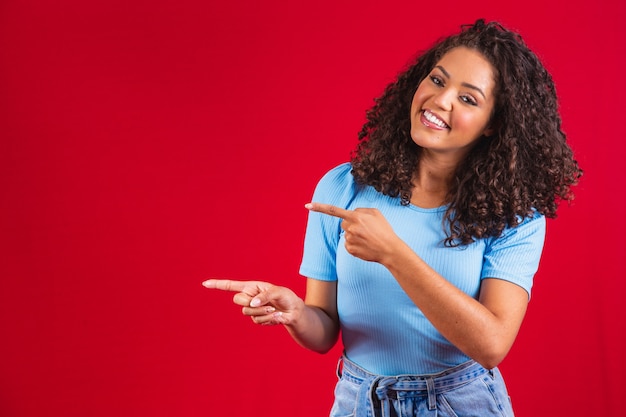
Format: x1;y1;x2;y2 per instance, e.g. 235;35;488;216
305;202;401;264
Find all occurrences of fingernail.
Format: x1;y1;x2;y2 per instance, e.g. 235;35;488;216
304;203;313;210
265;306;276;314
202;280;214;288
273;311;283;319
250;298;261;307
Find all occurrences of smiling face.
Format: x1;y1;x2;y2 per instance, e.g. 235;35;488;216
410;47;497;162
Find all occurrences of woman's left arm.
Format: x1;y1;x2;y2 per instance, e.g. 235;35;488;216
306;202;529;370
385;242;528;370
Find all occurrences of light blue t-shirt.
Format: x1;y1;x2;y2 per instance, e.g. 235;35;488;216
299;163;546;375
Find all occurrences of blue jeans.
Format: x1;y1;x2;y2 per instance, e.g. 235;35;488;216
330;355;514;417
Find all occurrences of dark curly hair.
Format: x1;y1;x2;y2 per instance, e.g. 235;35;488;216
351;19;582;246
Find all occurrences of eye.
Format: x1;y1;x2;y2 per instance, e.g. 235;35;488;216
460;95;478;106
429;75;443;86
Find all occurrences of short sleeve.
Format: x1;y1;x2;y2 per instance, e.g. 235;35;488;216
299;163;358;281
481;211;546;298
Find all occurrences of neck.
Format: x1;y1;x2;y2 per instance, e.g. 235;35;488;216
410;153;458;208
416;152;459;189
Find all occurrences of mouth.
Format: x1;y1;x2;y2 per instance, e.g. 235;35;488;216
421;109;449;130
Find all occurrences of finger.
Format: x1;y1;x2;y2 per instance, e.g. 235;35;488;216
305;202;353;220
249;289;276;307
233;292;253;307
202;279;247;292
252;311;285;326
242;305;277;316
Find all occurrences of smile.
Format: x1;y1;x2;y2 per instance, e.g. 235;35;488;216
421;110;449;130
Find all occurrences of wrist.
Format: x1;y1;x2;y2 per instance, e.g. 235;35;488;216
379;237;412;269
282;296;306;328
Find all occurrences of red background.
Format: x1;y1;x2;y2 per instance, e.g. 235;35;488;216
1;1;625;416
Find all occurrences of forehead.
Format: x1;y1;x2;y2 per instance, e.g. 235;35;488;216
435;47;496;93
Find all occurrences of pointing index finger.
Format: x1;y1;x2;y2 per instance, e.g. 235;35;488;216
202;279;247;292
305;202;353;220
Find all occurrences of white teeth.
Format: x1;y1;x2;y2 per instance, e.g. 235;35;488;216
423;110;448;128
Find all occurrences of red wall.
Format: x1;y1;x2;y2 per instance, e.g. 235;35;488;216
1;1;624;416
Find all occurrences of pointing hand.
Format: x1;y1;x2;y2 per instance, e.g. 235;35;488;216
305;202;401;264
203;279;303;326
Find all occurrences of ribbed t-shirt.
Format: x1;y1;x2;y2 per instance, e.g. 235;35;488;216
299;163;546;375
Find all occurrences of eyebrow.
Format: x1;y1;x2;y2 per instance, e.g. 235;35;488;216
435;65;486;100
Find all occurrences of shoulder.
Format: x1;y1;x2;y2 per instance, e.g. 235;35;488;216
502;210;546;241
311;163;358;203
485;210;546;253
315;162;356;197
316;162;354;188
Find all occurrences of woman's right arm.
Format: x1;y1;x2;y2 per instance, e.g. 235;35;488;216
203;278;339;354
284;279;339;353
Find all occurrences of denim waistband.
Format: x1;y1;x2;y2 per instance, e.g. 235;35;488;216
338;355;490;416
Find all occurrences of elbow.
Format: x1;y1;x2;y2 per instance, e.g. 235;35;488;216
310;345;335;355
304;335;339;355
476;355;504;371
312;331;341;355
295;326;340;355
472;341;512;370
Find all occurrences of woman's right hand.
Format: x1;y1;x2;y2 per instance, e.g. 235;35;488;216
202;279;304;326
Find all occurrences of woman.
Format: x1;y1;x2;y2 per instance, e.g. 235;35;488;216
204;19;581;416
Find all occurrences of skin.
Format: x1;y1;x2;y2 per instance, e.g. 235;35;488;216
204;47;529;370
409;46;495;207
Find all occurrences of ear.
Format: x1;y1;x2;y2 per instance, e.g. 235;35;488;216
483;117;498;137
484;113;499;137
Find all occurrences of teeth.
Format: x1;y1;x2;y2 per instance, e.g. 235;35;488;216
424;110;448;128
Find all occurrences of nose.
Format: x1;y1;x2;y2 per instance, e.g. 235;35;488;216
432;88;454;111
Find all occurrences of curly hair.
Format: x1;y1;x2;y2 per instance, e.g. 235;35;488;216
351;19;582;246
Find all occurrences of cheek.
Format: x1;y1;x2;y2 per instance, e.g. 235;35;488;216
453;112;490;134
410;86;426;113
452;113;471;129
